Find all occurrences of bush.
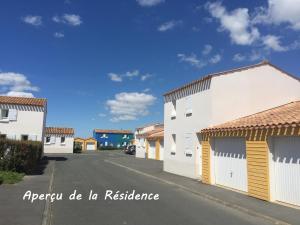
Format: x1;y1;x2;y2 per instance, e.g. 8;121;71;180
0;139;43;174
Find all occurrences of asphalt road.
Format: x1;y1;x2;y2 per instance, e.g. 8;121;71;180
47;151;275;225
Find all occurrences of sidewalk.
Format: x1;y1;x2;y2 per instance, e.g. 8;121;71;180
0;156;57;225
109;153;300;225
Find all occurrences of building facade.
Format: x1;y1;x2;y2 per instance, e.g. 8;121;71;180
200;101;300;207
0;96;47;142
164;61;300;179
74;137;97;151
44;127;74;153
93;129;133;149
146;129;164;161
135;123;163;158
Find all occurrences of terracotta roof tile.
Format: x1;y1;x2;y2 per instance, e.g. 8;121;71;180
45;127;75;135
94;129;133;134
147;130;164;140
0;96;47;107
201;101;300;133
137;127;164;139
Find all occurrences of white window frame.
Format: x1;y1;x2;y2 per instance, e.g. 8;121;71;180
45;136;51;144
171;100;177;119
171;134;176;154
185;96;193;116
60;136;66;145
0;109;9;122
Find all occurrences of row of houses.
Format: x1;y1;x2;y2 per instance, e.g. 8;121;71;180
0;95;134;153
133;61;300;207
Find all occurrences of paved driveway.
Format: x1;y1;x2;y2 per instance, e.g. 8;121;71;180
1;151;298;225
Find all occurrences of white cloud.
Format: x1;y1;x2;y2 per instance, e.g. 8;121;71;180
108;70;152;82
136;0;165;7
6;91;34;98
262;35;287;52
22;15;42;26
108;73;123;82
202;44;213;55
206;2;260;45
52;14;82;26
0;72;39;97
143;88;151;92
253;0;300;30
125;70;139;78
158;20;182;32
178;51;222;69
178;53;206;69
106;92;156;122
233;53;246;62
209;54;222;64
232;50;265;62
54;32;64;38
141;74;152;81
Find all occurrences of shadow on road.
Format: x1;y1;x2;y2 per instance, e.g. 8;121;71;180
28;156;67;175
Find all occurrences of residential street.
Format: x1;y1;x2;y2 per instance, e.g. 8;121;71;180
1;151;299;225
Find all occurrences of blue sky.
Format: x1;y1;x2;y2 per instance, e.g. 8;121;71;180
0;0;300;137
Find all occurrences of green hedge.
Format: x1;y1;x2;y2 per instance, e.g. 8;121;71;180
0;139;43;174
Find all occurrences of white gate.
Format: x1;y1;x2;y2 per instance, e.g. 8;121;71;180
214;138;247;192
273;136;300;206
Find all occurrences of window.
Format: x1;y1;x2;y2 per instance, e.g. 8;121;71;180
185;96;192;116
184;133;193;157
122;142;127;146
123;134;128;139
171;100;176;119
171;134;176;154
0;109;9;121
45;136;51;144
101;134;108;138
61;136;66;144
0;134;6;139
21;135;29;141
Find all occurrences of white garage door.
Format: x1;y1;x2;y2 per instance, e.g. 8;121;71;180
274;136;300;206
148;141;156;159
86;143;95;151
160;140;164;161
214;138;247;192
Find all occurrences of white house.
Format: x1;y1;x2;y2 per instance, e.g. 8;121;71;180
44;127;75;154
146;129;164;161
135;123;163;158
164;61;300;179
0;96;47;141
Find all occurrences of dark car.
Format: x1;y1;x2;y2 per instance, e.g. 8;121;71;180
125;145;136;155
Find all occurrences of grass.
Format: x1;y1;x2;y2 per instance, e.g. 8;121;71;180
0;171;24;185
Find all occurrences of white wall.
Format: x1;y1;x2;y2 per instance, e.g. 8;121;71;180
211;65;300;126
44;135;74;154
135;137;146;158
0;104;46;142
164;64;300;179
164;88;212;178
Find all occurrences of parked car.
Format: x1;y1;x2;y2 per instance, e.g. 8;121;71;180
124;145;136;155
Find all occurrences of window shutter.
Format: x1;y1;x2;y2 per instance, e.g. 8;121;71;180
8;109;18;121
7;134;16;140
29;135;37;141
185;97;192;114
50;136;56;144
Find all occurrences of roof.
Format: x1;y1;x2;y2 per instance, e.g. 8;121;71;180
45;127;75;135
0;96;47;107
138;127;164;139
164;61;300;97
94;129;133;134
147;130;164;140
201;101;300;133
